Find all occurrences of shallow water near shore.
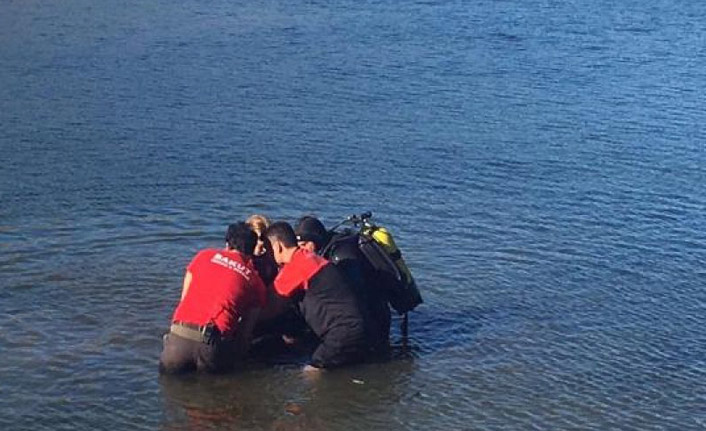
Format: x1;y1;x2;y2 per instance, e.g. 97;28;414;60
1;0;705;430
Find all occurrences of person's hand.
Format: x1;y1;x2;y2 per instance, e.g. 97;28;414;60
303;364;320;372
302;364;322;381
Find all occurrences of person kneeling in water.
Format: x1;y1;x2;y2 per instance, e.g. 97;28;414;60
265;221;372;371
159;222;267;374
295;216;391;353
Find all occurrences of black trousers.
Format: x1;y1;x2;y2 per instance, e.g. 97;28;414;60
159;332;236;374
310;331;370;369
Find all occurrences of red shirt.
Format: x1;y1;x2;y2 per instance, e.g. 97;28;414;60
274;249;329;297
172;248;267;336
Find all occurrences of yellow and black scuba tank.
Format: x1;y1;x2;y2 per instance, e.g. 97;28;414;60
359;224;422;314
325;212;423;315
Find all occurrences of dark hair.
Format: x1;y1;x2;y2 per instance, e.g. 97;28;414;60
265;221;298;247
294;216;329;250
225;222;257;255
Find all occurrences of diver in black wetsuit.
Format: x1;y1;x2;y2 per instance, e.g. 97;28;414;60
294;216;391;353
266;221;372;370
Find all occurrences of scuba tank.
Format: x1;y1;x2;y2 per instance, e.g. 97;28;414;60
363;227;415;290
328;212;423;315
361;224;422;315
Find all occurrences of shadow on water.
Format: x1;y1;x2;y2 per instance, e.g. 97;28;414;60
159;359;418;431
157;305;485;430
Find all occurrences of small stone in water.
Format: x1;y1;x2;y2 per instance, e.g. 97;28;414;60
285;403;303;415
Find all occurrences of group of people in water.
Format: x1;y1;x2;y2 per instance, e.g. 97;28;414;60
159;214;401;375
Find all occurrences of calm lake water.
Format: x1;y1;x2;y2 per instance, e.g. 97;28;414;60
1;0;705;429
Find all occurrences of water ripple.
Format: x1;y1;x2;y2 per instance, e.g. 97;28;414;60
3;0;706;430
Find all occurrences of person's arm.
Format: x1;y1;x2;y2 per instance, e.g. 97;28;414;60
181;251;203;300
180;271;193;300
233;307;261;358
258;285;291;322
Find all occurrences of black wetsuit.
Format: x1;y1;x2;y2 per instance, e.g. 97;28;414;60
273;249;372;368
300;264;370;368
322;233;391;351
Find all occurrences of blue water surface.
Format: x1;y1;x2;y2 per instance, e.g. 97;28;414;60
1;0;705;430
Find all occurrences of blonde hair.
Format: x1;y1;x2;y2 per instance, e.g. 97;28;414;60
246;214;271;234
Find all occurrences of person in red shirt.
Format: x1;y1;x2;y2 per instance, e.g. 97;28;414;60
159;222;267;374
294;216;391;353
265;221;372;372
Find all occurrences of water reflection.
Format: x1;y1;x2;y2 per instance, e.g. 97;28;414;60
160;358;416;431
